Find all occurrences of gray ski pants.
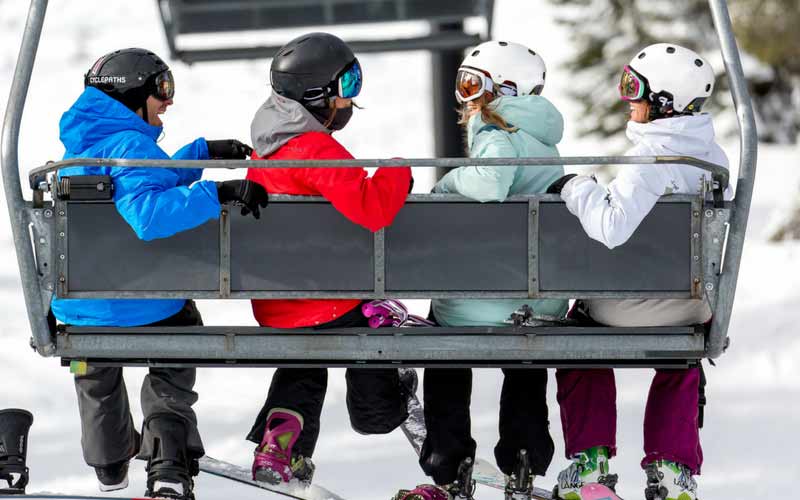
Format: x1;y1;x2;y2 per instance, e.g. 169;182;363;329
72;301;204;467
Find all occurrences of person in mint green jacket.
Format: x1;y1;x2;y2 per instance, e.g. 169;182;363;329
413;41;569;498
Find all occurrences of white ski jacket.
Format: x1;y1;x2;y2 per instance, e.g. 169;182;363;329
560;114;731;327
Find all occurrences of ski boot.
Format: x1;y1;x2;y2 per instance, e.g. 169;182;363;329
505;449;534;500
95;460;129;492
362;300;435;328
0;409;33;495
252;408;305;484
644;460;697;500
553;446;618;500
143;414;197;500
392;484;453;500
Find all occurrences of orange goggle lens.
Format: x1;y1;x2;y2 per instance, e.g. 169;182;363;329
455;69;486;102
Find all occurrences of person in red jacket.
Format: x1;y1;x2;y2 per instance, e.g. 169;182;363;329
244;33;414;485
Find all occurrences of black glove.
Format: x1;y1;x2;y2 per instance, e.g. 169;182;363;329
546;174;578;195
207;139;253;159
408;176;415;194
216;180;269;219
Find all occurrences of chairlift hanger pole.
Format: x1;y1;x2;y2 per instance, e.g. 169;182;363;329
1;0;53;356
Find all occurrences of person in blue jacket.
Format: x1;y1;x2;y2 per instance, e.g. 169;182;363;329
397;41;567;500
53;48;268;500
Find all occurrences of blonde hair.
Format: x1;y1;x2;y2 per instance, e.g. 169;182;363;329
458;93;517;133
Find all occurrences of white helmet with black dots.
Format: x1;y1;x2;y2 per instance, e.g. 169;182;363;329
455;40;547;103
624;43;715;116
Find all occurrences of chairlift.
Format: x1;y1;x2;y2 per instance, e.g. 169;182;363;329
1;0;757;369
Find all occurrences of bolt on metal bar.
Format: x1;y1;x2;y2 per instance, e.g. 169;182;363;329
1;0;54;355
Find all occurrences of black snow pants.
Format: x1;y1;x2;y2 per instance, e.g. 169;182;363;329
246;303;409;458
419;320;554;484
73;301;205;467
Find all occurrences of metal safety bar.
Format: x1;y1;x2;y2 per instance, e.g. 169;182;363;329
2;0;757;361
28;155;731;190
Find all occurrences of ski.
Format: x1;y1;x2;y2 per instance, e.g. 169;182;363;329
198;456;345;500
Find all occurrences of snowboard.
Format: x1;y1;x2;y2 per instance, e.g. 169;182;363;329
398;369;553;499
471;458;553;500
198;456;345;500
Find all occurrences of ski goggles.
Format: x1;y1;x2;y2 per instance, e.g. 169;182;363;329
152;70;175;101
619;65;646;101
455;67;517;103
303;59;363;102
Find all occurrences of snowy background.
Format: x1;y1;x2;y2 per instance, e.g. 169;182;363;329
1;1;798;499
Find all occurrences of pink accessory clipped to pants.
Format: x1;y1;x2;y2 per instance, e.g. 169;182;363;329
362;300;435;329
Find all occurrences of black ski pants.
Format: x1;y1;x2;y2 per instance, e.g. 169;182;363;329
72;301;204;467
421;368;554;484
246;303;409;457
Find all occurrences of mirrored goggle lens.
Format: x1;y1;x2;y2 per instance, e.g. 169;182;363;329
154;70;175;100
619;66;644;101
455;69;485;102
338;60;363;99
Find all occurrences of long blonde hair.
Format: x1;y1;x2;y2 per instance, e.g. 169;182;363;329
458;93;517;133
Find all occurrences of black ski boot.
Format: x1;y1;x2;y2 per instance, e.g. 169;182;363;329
0;409;34;495
505;449;534;500
445;457;476;500
143;415;197;500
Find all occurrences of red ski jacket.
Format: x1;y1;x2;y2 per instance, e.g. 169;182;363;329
247;131;412;328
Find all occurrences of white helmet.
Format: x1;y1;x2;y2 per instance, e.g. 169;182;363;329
626;43;715;115
455;40;547;103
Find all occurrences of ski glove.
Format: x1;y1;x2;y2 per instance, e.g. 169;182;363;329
546;174;578;195
216;180;269;219
206;139;253;159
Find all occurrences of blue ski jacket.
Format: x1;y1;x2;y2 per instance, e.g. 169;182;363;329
51;87;221;326
432;95;569;326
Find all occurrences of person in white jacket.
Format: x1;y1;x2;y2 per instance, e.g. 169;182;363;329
546;44;731;500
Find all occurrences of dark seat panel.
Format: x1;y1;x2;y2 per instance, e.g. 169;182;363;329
538;202;692;293
66;203;219;292
230;203;374;291
385;202;528;291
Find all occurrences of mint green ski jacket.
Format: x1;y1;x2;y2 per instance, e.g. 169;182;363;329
432;95;569;326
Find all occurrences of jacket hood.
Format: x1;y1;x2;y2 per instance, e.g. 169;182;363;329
251;93;330;157
60;87;161;154
467;95;564;148
626;114;718;157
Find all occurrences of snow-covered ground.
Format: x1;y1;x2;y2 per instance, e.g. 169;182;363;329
1;1;798;499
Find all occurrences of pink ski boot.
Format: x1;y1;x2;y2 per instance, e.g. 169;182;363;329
392;484;453;500
252;408;304;484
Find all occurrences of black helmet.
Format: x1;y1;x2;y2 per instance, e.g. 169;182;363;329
84;48;174;115
270;33;358;102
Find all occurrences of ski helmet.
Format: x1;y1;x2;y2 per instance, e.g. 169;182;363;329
620;43;715;118
455;41;547;103
270;32;362;104
84;48;175;116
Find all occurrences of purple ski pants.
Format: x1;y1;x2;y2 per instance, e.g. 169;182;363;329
556;367;703;474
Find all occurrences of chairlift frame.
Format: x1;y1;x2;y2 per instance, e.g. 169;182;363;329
2;0;757;368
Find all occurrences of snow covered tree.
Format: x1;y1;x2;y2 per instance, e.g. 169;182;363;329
547;0;723;140
549;0;799;145
730;0;800;144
